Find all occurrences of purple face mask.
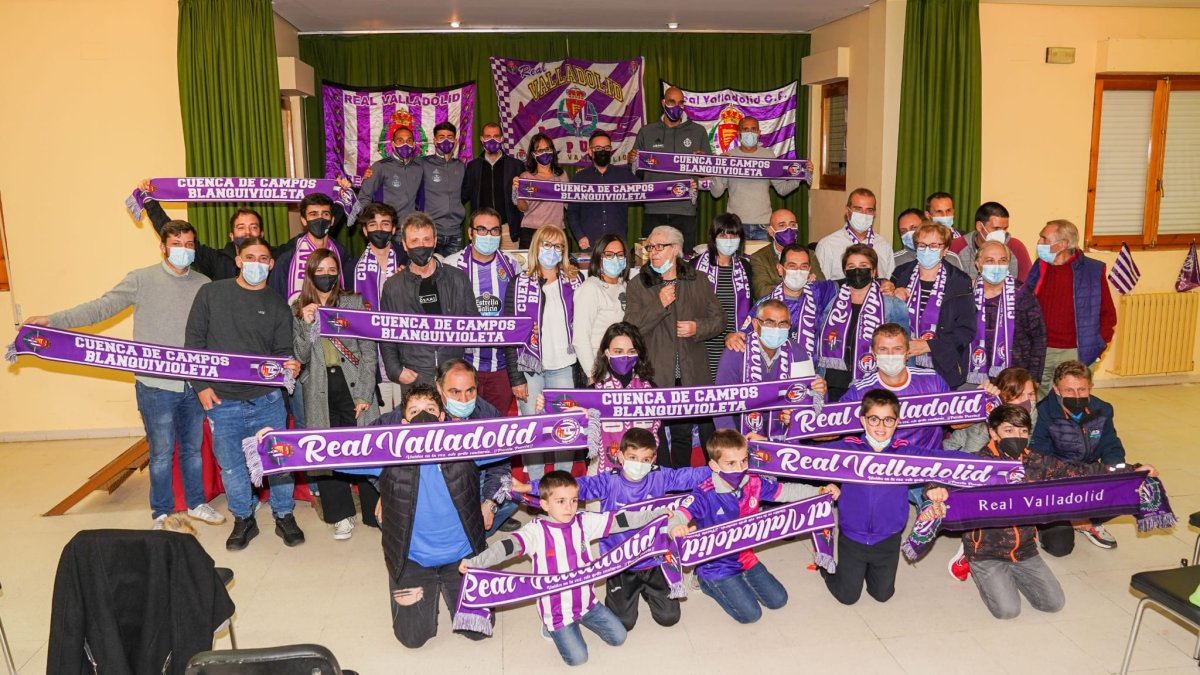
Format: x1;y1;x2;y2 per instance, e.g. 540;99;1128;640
394;144;415;160
436;139;456;155
535;151;554;166
719;470;746;488
482;138;501;154
773;227;798;247
609;354;638;376
663;104;683;121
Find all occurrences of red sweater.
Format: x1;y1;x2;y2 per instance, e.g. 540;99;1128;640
1036;251;1116;348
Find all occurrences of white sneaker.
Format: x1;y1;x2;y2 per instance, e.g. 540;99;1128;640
333;517;355;540
151;514;168;530
187;504;227;525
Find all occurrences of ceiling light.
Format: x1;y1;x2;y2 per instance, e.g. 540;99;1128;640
667;22;679;29
450;20;461;28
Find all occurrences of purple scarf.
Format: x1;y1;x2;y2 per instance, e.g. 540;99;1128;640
288;235;346;304
126;177;359;222
748;440;1023;486
455;246;518;291
739;334;794;439
679;493;836;568
636;151;811;181
767;282;818;359
903;472;1176;561
317;306;533;345
787;390;999;439
593;373;660;473
353;246;397;312
817;282;885;380
7;325;294;392
516;178;695;203
904;263;946;368
544;377;820;420
845;222;875;247
693;251;751;330
514;271;582;373
967;275;1015;384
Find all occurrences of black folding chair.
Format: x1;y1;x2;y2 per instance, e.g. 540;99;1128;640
185;644;357;675
1119;565;1200;674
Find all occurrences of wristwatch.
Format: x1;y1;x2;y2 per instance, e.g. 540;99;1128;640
483;499;499;513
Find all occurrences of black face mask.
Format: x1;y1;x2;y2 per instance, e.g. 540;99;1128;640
1061;396;1089;415
844;268;874;289
232;236;249;250
997;436;1029;458
409;410;439;424
366;230;392;249
407;245;435;267
311;274;338;293
592;150;612;167
306;218;331;239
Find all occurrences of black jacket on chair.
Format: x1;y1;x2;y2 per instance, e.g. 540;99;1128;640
48;529;235;675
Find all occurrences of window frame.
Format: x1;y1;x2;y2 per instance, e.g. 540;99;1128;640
1086;74;1200;251
820;79;848;191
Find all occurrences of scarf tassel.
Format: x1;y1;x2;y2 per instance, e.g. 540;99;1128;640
585;408;602;460
493;473;514;504
5;342;16;364
668;581;688;600
451;608;494;637
242;436;264;487
1137;512;1178;532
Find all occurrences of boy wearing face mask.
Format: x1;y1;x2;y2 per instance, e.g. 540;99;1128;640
1028;360;1128;553
422;121;467;256
816;188;895;281
708;116;804;241
568;129;638;250
359;125;425;222
513;428;707;631
269;193;352;304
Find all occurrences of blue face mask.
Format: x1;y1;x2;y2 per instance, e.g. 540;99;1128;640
601;256;627;278
167;246;195;269
916;247;942;269
650;258;674;275
241;261;269;285
933;215;954;228
981;264;1008;285
538;246;563;268
901;231;916;251
760;326;789;350
443;396;477;419
473;234;501;257
715;238;740;256
1037;243;1057;263
739;131;758;148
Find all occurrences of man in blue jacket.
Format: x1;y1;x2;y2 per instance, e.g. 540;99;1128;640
1029;360;1126;553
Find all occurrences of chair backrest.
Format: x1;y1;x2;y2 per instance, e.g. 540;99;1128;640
186;644;346;675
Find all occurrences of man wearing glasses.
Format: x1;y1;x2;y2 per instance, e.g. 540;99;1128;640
445;208;519;414
567;130;638;250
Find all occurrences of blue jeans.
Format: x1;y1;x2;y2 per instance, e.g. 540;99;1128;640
487;499;520;537
287;379;305;429
205;389;293;519
743;223;770;240
548;604;627;666
436;233;463;257
698;562;788;623
517;365;578;481
135;382;206;518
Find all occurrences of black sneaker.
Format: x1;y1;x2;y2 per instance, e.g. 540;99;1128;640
499;518;522;533
226;516;259;551
275;513;305;547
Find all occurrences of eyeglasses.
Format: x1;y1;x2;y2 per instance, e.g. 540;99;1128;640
600;251;626;260
540;242;565;253
591;145;613;152
865;415;898;428
644;243;675;253
758;319;792;329
916;243;945;251
473;226;502;236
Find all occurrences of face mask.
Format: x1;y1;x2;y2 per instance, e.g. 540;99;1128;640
622;459;653;481
773;226;798;248
538;246;563;268
592;149;612;167
876;353;907;377
1060;395;1089;415
1037;243;1057;264
409;410;439;424
241;261;269;285
650;258;674;275
311;273;338;293
844;267;874;289
933;215;954;228
715;238;740;257
984;229;1009;244
981;264;1009;285
366;230;392;249
901;231;915;251
602;256;627;279
739;131;758;148
719;470;745;488
482;138;502;154
306;218;331;239
407;246;434;267
232;236;249;250
997;436;1029;458
535;151;554;166
663;104;683;121
848;212;874;233
435;139;456;155
759;326;789;350
916;247;942;269
865;434;892;451
783;269;808;292
608;353;638;376
473;234;501;257
394;144;415;160
167;247;195;269
443;396;477;419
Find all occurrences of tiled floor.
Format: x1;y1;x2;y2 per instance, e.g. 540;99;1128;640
2;384;1198;674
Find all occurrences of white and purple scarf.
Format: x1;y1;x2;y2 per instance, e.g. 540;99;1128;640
594;373;660;473
767;282;818;360
693;250;751;330
740;334;792;439
967;275;1015;384
818;282;884;380
846;222;875;247
353;245;397;312
514;270;583;374
904;264;946;368
288;235;345;304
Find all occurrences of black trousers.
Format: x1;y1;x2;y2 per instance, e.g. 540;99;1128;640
316;366;379;526
643;213;699;252
605;567;681;630
658;419;714;468
824;532;902;605
519;227;536;249
388;561;484;648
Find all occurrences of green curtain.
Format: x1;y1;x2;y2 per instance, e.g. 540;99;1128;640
299;32;809;256
892;0;981;242
178;0;289;246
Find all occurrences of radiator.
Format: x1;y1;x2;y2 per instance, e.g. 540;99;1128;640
1111;292;1200;376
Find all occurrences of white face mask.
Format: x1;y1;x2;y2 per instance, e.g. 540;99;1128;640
984;229;1009;244
876;353;907;377
865;434;892;451
621;459;653;481
783;269;808;292
848;211;874;233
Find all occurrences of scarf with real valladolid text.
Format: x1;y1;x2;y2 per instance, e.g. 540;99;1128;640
514;270;582;374
818;281;885;380
967;274;1015;384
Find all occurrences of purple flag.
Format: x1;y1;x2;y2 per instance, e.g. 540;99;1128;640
321;81;476;186
1107;242;1141;295
7;325;294;391
515;178;694;203
544;377;819;420
787;390;1000;439
678;493;836;567
316;306;532;346
636;150;810;181
747;440;1024;487
667;80;799;158
491;57;645;167
1177;241;1200;292
126;177;357;222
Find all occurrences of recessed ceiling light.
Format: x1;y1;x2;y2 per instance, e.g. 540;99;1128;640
450;20;461;28
667;22;679;29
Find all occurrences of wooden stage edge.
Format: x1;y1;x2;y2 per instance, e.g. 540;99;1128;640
42;437;149;516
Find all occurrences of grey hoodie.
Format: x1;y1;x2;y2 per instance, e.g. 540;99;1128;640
421;155;466;236
359;155;424;221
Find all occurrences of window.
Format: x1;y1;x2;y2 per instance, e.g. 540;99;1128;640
1086;75;1200;250
821;80;848;191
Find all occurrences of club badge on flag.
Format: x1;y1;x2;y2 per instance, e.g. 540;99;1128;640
1177;241;1200;292
1107;242;1141;295
665;80;799;158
